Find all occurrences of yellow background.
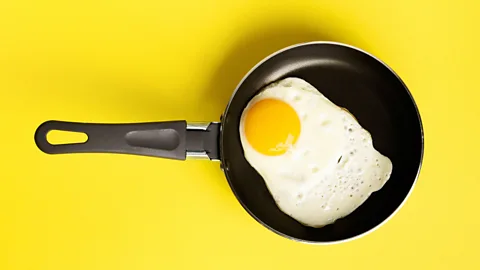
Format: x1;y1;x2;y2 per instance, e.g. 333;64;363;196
1;0;479;269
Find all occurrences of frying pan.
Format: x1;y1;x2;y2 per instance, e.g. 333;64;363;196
35;42;424;244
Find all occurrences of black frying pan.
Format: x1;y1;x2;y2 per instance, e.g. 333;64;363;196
35;42;424;244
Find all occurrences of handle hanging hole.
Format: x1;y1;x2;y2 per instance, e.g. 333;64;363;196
46;130;88;145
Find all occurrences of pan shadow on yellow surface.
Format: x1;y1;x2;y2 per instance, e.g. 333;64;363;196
201;22;350;115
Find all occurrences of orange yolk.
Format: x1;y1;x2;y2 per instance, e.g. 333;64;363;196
244;98;301;156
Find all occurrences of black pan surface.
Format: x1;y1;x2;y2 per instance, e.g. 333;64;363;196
219;42;423;243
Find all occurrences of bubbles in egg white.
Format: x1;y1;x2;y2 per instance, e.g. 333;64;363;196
239;77;393;228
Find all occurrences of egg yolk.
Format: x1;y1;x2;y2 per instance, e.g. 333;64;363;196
244;98;301;156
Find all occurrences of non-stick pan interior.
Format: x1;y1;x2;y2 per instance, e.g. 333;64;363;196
220;43;423;243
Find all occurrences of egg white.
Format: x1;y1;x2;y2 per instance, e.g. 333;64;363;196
239;77;393;227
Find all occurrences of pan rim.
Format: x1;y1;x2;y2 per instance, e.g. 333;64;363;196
219;41;425;245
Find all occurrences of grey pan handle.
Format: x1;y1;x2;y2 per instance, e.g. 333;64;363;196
34;120;220;160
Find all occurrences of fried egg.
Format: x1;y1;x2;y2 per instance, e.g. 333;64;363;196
239;77;393;228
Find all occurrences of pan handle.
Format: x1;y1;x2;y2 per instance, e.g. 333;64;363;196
34;120;220;160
